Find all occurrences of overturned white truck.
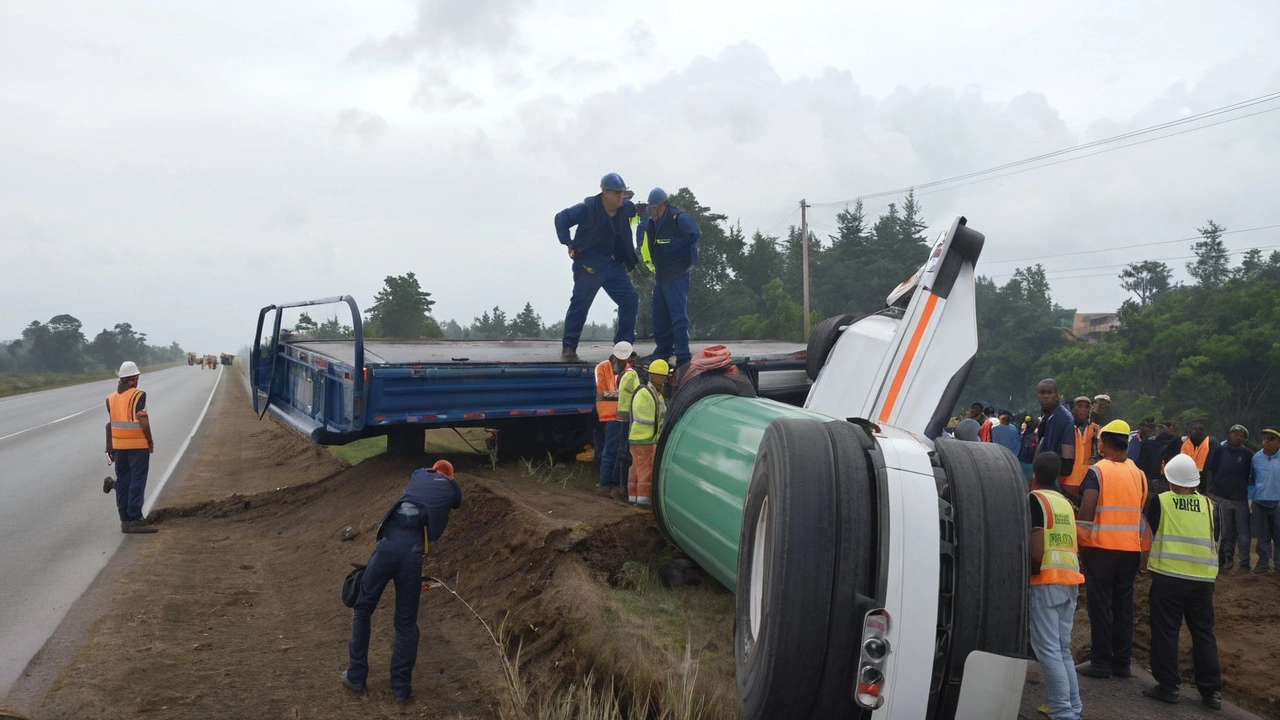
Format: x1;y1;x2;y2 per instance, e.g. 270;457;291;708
653;217;1029;719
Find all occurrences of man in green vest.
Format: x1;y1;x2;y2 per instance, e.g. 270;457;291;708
1142;453;1223;709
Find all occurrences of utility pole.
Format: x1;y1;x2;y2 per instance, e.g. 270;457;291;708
801;199;810;339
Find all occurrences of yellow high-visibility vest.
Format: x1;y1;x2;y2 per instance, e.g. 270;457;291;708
1031;489;1084;586
1148;491;1218;582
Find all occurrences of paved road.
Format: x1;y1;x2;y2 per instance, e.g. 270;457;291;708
0;365;221;696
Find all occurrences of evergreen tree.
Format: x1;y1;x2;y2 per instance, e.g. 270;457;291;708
365;272;441;338
1187;220;1229;288
509;302;543;338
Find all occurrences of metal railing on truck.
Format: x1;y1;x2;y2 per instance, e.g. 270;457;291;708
252;295;366;430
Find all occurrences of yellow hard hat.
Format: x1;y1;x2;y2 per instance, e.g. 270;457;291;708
1099;419;1130;436
648;358;670;376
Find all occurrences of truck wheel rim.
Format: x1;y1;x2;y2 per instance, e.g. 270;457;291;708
749;497;768;642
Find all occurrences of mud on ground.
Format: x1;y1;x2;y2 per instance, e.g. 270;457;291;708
33;375;738;719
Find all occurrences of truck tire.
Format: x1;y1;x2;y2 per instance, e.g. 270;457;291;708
931;438;1030;716
735;418;838;720
806;420;878;720
806;314;855;381
653;371;756;533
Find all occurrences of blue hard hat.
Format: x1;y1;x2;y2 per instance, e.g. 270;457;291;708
647;187;668;206
600;172;628;192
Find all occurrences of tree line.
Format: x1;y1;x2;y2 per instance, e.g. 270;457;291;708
2;316;187;374
967;219;1280;440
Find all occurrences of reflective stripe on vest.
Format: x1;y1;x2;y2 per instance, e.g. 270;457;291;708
1149;491;1218;581
628;385;664;445
595;360;623;421
108;388;148;450
1062;423;1097;488
1031;489;1084;585
1077;458;1147;551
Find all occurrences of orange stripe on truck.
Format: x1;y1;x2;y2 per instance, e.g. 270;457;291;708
878;292;940;423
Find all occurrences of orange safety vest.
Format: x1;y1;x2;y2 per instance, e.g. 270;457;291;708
108;388;149;450
1061;423;1097;489
1030;489;1085;586
1181;438;1209;471
1077;458;1148;551
595;360;624;421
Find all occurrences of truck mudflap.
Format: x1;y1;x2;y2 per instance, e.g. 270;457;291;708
951;651;1028;720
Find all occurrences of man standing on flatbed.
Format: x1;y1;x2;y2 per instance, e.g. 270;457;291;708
554;172;638;363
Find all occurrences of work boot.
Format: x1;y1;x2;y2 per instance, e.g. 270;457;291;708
340;670;364;693
393;689;412;704
1075;662;1110;679
560;347;581;363
1142;684;1180;704
103;476;115;494
1111;664;1132;678
1202;690;1222;710
123;520;158;534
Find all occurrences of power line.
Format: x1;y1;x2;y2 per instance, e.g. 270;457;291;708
760;205;800;236
982;223;1280;266
810;90;1280;208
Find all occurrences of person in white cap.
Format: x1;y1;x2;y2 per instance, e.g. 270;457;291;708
1142;453;1222;709
594;341;634;493
105;361;158;533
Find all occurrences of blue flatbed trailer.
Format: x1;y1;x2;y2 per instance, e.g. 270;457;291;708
252;296;810;456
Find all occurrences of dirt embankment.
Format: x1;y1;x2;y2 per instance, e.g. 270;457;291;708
30;373;737;720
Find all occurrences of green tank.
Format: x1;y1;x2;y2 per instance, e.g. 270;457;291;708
656;394;833;591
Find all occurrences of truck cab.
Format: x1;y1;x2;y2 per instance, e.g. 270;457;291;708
654;217;1030;719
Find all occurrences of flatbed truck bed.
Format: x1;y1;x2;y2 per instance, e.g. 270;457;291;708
252;296;807;456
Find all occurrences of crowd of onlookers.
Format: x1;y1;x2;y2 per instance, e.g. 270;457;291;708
950;387;1279;574
949;378;1280;718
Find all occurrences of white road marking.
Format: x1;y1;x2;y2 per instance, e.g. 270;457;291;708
0;406;98;443
143;366;223;516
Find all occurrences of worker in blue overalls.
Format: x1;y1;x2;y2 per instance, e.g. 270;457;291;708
554;173;639;363
343;460;462;704
637;187;700;368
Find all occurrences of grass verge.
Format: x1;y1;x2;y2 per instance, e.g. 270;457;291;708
0;362;184;398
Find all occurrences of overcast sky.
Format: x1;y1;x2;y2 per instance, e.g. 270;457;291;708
4;1;1279;353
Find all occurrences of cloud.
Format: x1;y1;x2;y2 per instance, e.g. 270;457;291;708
348;0;532;64
334;108;389;144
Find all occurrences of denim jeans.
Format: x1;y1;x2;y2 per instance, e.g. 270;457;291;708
599;420;623;486
1213;497;1251;570
347;540;423;697
113;449;150;522
1030;584;1083;720
1252;503;1280;572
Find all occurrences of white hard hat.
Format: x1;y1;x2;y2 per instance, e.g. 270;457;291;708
1165;454;1200;488
612;341;633;360
117;361;141;378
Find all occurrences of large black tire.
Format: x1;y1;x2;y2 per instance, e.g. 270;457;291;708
806;314;855;381
653;371;756;534
930;438;1030;717
735;418;839;720
806;420;877;720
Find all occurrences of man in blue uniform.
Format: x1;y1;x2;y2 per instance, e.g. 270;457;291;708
554;173;639;362
343;460;462;704
636;187;700;368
